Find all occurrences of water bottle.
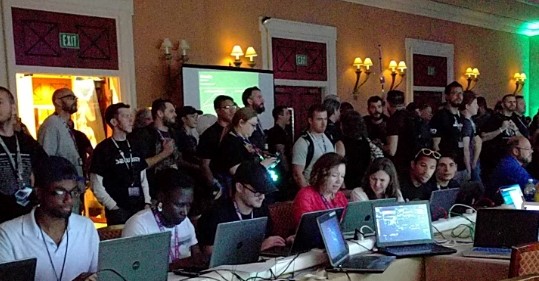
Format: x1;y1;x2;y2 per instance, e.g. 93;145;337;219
524;179;536;202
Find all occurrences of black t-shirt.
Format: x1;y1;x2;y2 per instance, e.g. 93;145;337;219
386;109;416;172
90;138;148;209
480;113;521;171
429;108;465;170
197;122;224;172
364;114;388;145
266;125;292;159
341;136;371;190
177;128;199;164
400;175;432;201
217;130;259;173
197;198;270;246
249;118;266;151
425;178;460;192
324;121;342;145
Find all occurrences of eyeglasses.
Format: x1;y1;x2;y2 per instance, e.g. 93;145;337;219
219;105;237;110
50;187;80;199
58;95;77;100
242;184;264;197
414;148;441;160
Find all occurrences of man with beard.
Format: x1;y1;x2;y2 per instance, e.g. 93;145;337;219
0;156;99;281
400;148;440;201
430;82;467;183
90;103;151;225
364;95;388;149
489;136;537;202
0;87;47;223
38;88;85;213
242;86;267;150
515;95;531;128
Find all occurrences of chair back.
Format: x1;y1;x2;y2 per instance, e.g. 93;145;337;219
510;242;539;277
268;201;295;238
97;225;124;241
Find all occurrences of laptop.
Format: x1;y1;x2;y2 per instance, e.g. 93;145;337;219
261;208;344;257
500;184;524;209
318;211;396;273
0;258;36;281
429;188;460;220
462;209;539;259
523;202;539;210
98;232;170;281
341;198;396;238
373;201;457;257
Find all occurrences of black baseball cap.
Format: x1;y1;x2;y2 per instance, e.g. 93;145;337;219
177;106;203;117
234;161;277;194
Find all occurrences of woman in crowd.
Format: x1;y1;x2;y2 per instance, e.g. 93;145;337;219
459;90;482;182
292;152;348;224
351;157;404;202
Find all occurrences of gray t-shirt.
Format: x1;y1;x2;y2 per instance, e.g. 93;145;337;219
292;132;334;181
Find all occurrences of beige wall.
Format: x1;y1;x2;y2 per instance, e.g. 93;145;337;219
133;0;530;115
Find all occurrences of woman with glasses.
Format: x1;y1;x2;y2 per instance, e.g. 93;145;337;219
292;153;348;225
351;158;403;202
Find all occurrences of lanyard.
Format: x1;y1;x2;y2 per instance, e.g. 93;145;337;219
37;219;68;281
152;209;180;261
0;135;24;188
111;138;136;186
320;193;334;210
233;201;253;221
229;130;263;159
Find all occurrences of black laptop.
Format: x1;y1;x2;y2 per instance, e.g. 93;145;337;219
429;188;460;221
318;211;396;273
0;258;36;281
340;198;396;238
462;209;539;259
261;208;344;257
373;201;457;257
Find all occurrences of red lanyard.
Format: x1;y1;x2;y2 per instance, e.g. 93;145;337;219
152;209;180;261
320;194;335;210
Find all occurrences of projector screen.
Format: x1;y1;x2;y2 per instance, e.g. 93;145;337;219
182;64;275;130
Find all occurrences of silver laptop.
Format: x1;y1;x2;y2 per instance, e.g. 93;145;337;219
462;209;539;259
340;198;396;238
500;184;524;209
0;258;36;281
318;211;396;273
429;188;460;220
98;232;170;281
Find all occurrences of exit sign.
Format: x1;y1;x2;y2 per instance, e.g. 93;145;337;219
296;54;308;66
59;33;79;49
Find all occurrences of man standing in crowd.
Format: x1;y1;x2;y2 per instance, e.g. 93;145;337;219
177;106;203;164
385;90;416;178
267;106;293;199
400;148;440;201
0;156;99;281
90;103;151;225
0;87;47;223
38;88;84;213
516;95;531;127
242;87;267;150
322;98;341;145
364;95;388;149
430;81;466;183
292;104;334;188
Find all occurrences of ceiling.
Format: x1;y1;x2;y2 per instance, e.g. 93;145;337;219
433;0;539;22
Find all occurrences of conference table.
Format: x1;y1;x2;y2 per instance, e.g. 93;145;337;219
167;213;510;281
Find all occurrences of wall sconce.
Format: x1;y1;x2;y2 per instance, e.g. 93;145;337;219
160;38;190;98
513;72;526;94
388;60;407;90
230;45;244;67
465;67;480;90
161;38;190;64
352;57;373;98
244;47;257;68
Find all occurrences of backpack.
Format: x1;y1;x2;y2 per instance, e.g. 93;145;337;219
301;133;315;169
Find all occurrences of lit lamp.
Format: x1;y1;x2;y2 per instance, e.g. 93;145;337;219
230;45;244;67
180;39;190;63
465;67;480;90
352;57;373;99
244;47;257;68
514;72;526;94
389;60;407;90
161;38;173;62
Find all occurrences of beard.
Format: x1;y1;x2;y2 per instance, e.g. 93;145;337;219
163;117;176;126
449;100;461;108
50;207;72;219
255;104;265;114
63;102;77;114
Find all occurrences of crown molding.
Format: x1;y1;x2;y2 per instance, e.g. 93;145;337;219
344;0;529;36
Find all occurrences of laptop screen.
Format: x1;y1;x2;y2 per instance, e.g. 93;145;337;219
374;201;434;247
500;184;524;209
317;211;348;266
473;209;539;248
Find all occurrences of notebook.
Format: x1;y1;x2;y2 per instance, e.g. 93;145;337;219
98;232;170;281
462;209;539;259
340;198;396;238
500;184;524;209
0;258;36;281
317;211;396;273
373;201;457;257
429;188;460;220
261;208;344;257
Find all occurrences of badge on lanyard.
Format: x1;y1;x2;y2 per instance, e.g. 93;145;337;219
15;186;32;206
128;186;141;197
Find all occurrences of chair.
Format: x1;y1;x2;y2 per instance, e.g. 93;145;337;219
268;201;295;238
509;242;539;277
97;225;124;241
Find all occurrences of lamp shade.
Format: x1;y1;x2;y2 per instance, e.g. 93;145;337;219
514;73;521;80
231;45;244;59
245;47;257;58
520;73;527;81
397;61;407;71
472;68;480;78
363;57;373;69
180;39;190;51
161;38;173;55
353;57;363;68
389;60;398;71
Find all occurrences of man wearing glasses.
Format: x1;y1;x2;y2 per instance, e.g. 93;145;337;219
197;161;286;256
38;88;84;214
0;156;99;281
400;148;440;201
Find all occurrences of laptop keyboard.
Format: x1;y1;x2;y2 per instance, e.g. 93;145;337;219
472;247;511;254
385;244;440;255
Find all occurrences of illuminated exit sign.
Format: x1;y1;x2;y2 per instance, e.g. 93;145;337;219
59;33;79;49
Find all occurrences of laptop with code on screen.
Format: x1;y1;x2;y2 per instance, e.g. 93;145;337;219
373;201;456;258
500;184;524;209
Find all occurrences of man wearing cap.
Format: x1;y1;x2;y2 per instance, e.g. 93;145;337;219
0;156;99;281
176;106;203;164
197;161;286;255
90;103;151;225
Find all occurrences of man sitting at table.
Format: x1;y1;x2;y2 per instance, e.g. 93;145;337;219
400;148;440;201
197;161;286;255
426;153;460;191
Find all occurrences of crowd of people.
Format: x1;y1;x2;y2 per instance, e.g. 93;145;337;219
0;80;538;279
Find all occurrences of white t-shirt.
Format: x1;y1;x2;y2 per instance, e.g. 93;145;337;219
122;209;197;261
292;132;334;181
0;208;99;281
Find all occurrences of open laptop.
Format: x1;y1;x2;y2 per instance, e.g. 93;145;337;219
98;231;170;281
318;211;396;273
373;201;457;257
340;198;396;238
261;208;344;257
462;209;539;259
429;188;460;220
500;184;524;209
0;258;36;281
523;202;539;210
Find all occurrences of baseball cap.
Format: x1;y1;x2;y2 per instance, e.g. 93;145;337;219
234;161;277;194
177;106;203;117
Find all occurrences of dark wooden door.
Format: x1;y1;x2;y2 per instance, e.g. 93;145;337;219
275;86;321;140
